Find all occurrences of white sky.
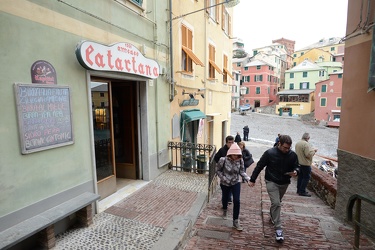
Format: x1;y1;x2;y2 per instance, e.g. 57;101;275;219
233;0;348;52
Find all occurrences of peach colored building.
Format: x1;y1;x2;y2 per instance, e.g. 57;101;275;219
241;59;278;108
314;71;343;127
335;0;375;240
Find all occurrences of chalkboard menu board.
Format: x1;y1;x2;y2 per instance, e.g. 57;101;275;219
14;83;74;154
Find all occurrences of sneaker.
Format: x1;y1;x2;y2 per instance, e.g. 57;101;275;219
275;229;284;242
233;219;243;231
222;209;227;219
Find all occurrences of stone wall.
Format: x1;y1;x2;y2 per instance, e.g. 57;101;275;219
308;167;337;209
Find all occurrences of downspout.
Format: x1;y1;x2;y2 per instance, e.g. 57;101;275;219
154;0;161;168
169;0;175;101
368;13;375;92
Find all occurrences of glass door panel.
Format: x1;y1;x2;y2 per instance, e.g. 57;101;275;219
91;81;114;181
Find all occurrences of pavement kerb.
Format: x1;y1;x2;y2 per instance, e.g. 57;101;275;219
151;193;207;250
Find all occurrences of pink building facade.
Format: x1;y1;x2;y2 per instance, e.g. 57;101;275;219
241;60;278;108
314;71;343;127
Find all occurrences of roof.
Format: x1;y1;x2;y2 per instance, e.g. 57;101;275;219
91;84;108;92
297;37;343;51
287;60;323;72
277;89;314;95
244;59;272;67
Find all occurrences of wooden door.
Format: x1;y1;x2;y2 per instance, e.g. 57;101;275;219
111;83;138;179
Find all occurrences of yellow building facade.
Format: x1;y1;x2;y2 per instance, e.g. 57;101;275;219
170;1;234;149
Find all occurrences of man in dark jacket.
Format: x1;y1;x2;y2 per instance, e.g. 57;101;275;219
249;135;299;242
214;135;234;163
234;132;241;143
243;125;249;141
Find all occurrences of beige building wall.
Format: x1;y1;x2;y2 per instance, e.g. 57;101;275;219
170;1;233;149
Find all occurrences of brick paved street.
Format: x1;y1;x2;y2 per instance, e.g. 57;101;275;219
182;159;375;250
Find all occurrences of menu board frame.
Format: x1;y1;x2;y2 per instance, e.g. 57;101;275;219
14;83;74;154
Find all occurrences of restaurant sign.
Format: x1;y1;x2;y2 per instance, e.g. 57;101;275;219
75;41;159;79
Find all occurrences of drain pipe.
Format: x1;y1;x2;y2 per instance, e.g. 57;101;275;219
368;13;375;92
169;0;175;101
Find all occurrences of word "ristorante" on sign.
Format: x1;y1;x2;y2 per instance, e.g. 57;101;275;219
75;41;160;79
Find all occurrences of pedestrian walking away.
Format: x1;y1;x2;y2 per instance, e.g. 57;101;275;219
216;143;251;231
214;135;234;204
237;141;254;182
234;132;241;143
295;132;317;197
243;125;249;141
273;133;281;147
248;135;299;242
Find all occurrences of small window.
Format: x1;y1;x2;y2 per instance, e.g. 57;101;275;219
337;98;342;107
293;54;297;57
100;92;105;97
300;82;309;89
290;83;294;90
331;47;335;51
321;85;327;93
319;71;325;77
256;87;260;94
244;67;248;71
290;73;294;78
338;74;343;78
303;72;308;78
256;65;261;70
320;98;327;107
237;63;241;67
130;0;143;6
301;52;305;56
253;50;258;55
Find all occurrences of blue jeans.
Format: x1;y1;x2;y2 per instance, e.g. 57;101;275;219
297;165;311;194
221;182;241;220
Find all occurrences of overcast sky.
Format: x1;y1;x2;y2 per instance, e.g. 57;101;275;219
232;0;348;52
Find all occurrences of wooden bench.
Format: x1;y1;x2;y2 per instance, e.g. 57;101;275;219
0;192;100;249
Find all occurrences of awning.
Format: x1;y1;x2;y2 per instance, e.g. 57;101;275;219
209;59;224;75
182;46;204;66
181;109;206;123
224;67;234;79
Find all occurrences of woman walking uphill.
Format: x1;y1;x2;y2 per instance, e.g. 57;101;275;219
216;143;251;231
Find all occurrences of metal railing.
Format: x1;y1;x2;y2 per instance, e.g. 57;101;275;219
347;194;375;249
168;141;217;200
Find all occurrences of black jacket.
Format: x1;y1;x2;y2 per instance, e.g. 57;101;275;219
234;134;241;143
242;148;254;168
250;147;299;185
214;145;230;163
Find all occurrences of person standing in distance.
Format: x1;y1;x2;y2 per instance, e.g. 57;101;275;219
249;135;299;242
295;132;317;197
234;132;242;143
214;135;235;203
216;143;251;231
243;125;249;141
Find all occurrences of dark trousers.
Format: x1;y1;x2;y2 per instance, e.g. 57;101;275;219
221;182;241;220
243;132;249;141
297;165;311;194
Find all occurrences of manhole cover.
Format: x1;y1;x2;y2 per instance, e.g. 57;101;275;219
197;229;230;240
206;216;233;227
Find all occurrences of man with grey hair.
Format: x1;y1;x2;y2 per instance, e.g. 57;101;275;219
295;132;317;197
